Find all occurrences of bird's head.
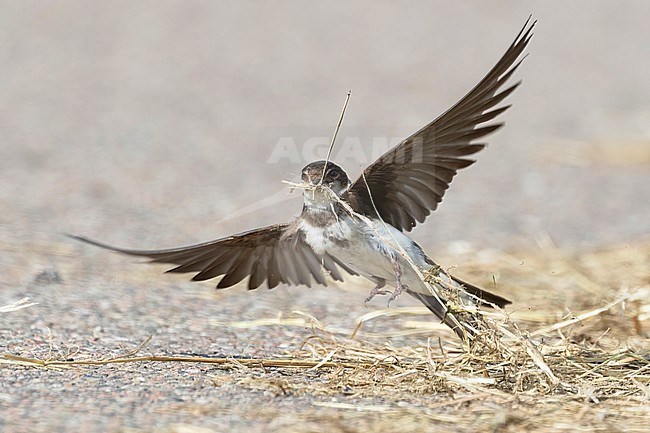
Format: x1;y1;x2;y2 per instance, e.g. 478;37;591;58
300;161;350;206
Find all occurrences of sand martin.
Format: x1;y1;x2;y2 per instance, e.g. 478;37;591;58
72;18;535;339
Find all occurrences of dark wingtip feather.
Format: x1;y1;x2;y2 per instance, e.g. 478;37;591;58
67;234;127;253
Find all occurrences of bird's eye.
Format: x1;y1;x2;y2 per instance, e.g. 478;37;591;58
328;170;339;180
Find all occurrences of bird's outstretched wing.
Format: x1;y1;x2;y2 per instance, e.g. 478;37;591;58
344;18;535;231
70;223;356;290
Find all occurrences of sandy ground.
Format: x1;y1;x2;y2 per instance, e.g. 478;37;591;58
1;2;649;432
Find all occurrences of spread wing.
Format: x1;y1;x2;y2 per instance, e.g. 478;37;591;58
344;18;535;231
69;223;356;290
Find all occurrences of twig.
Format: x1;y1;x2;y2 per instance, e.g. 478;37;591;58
0;297;37;313
110;335;152;360
320;90;351;183
1;353;370;369
529;295;629;337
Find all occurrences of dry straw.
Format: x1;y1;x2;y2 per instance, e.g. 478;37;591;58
2;241;649;430
0;297;37;313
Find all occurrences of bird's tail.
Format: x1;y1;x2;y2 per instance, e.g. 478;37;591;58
408;290;468;340
408;275;510;341
449;275;511;308
423;257;511;309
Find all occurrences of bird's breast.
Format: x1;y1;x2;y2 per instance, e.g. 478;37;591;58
299;215;354;255
299;212;430;279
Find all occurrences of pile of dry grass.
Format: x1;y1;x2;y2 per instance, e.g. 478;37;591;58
3;241;649;431
219;240;649;430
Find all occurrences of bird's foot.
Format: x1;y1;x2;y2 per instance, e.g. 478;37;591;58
386;256;407;307
387;282;408;307
364;279;389;306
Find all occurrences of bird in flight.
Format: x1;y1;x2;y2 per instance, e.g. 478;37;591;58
72;18;535;340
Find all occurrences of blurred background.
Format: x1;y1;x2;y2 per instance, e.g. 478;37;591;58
0;1;649;274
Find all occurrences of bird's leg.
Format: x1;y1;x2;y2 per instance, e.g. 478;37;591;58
387;256;408;306
364;278;389;305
